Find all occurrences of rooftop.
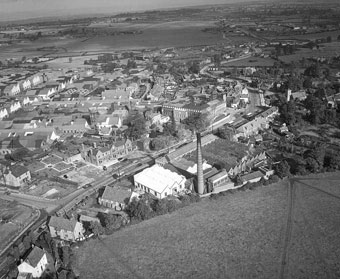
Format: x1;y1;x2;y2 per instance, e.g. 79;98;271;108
25;246;45;267
101;186;131;203
134;164;186;194
48;216;78;232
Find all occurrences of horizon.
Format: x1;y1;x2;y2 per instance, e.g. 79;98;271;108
0;0;266;22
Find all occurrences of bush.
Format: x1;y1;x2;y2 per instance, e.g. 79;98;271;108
188;193;200;203
268;174;280;184
179;195;191;206
210;193;219;200
167;200;180;213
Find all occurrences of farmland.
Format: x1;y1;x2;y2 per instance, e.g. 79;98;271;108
74;172;340;278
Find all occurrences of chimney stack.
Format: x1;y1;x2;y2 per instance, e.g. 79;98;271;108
196;132;204;195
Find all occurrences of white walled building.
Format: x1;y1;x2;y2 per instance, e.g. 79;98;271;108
134;164;187;199
17;246;48;278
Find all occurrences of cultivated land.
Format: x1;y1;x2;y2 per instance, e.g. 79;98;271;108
74;173;340;279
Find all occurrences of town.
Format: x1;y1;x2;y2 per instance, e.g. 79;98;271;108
1;1;340;278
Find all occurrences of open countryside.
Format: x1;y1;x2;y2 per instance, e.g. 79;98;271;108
75;173;340;279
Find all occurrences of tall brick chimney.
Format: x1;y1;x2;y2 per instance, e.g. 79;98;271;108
196;132;204;195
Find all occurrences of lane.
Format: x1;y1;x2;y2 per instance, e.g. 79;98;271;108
278;179;297;279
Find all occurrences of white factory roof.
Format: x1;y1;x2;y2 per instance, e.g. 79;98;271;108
134;164;186;194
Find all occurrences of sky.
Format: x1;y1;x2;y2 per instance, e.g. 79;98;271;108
0;0;255;21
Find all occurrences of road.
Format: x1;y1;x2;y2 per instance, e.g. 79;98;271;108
199;53;253;77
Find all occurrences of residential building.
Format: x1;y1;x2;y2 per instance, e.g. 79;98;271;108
81;139;133;166
134;164;187;199
48;216;85;242
98;186;131;210
58;118;90;135
96;115;122;135
17;246;48;278
1;164;31;187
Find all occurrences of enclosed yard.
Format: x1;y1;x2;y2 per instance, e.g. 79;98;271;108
184;139;248;168
75;172;340;279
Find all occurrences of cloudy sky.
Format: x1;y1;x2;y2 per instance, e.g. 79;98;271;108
0;0;252;21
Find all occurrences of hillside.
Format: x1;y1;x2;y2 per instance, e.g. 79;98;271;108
74;173;340;278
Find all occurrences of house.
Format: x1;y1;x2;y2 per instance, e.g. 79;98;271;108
240;171;266;185
17;246;48;278
48;216;85;242
9;101;22;113
1;164;31;187
22;79;32;91
287;89;307;102
0;108;9;119
81;139;133;166
5;83;21;96
96;115;122;135
148;113;170;125
133;164;187;199
58;118;90;135
99;186;131;210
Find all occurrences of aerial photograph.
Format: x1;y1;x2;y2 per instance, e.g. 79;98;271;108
0;0;340;278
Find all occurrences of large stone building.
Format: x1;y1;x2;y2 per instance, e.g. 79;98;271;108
81;139;133;166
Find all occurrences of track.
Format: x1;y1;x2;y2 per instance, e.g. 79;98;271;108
294;178;340;201
278;179;296;279
297;186;332;279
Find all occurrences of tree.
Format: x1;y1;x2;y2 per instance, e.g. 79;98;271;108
126;59;137;69
23;234;32;250
89;221;105;236
103;214;123;232
306;157;319;173
61;246;70;267
126;197;152;220
150;136;170;151
274;160;290;178
182;113;210;133
187;61;200;74
125;112;147;140
328;152;340;170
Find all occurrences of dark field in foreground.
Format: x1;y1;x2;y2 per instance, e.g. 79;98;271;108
75;173;340;279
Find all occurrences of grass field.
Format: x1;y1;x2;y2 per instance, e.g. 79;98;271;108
74;172;340;278
222;57;277;67
0;200;34;252
184;139;248;168
279;41;340;63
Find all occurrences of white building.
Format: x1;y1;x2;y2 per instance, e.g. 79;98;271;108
22;79;32;91
134;164;187;199
9;101;22;113
0;108;9;119
17;246;48;278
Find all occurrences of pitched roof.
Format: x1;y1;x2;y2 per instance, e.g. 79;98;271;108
134;165;186;194
101;186;131;203
9;164;29;177
26;246;45;267
48;216;78;232
241;171;265;181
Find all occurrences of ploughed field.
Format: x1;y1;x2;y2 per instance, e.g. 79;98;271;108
74;173;340;279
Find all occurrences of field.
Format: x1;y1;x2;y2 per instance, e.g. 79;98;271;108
74;172;340;278
0;20;229;61
278;41;340;63
222;56;277;67
184;139;248;168
0;200;34;252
